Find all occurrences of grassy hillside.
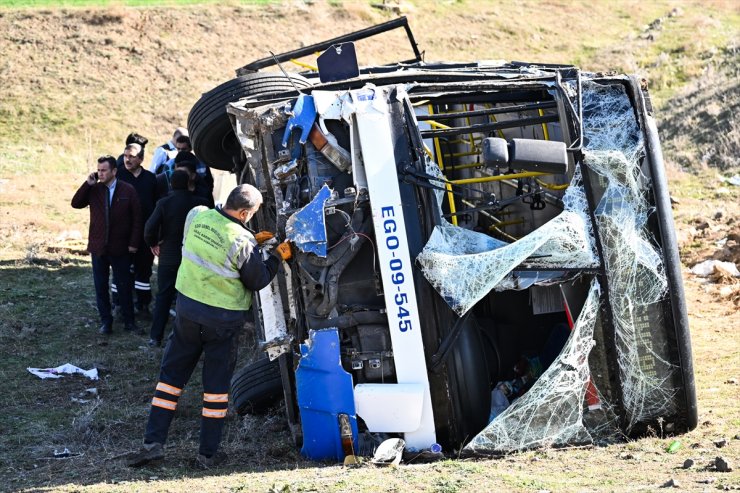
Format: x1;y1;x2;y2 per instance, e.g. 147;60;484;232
0;1;737;177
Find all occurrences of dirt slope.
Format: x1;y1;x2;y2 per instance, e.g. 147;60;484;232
0;0;736;171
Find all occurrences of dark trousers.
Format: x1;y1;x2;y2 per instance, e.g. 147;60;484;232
91;253;134;326
144;312;240;456
133;245;155;309
112;246;154;309
149;263;179;343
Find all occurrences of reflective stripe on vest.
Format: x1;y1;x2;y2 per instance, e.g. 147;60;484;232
176;208;254;311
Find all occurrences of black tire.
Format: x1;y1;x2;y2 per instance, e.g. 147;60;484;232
231;357;283;415
188;73;311;171
444;315;492;447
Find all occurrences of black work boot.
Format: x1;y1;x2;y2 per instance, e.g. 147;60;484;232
126;441;164;467
195;451;228;469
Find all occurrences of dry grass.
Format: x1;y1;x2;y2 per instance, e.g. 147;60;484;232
0;0;737;172
0;1;739;492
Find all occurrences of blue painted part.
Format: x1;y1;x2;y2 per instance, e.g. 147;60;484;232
285;184;331;257
281;94;317;148
296;328;358;461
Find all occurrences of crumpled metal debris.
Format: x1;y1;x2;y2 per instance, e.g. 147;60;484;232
286;184;332;257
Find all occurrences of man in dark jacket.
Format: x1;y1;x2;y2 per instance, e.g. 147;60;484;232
118;143;159;318
159;135;214;196
144;169;210;347
71;155;142;334
155;152;215;208
111;134;148;310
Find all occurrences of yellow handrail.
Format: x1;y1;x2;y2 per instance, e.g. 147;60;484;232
538;108;551;141
488;219;525;229
425;119;452;130
451;171;547;185
289;58;318;71
444;179;458;226
536;179;569;191
428;105;446;172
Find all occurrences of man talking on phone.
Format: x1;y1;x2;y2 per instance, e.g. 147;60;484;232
72;155;142;334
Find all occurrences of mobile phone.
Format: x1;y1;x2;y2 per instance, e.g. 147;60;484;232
94;172;99;180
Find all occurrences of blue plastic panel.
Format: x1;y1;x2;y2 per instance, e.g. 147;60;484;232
281;94;317;148
296;328;358;461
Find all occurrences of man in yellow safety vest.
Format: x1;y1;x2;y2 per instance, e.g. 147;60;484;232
127;184;291;468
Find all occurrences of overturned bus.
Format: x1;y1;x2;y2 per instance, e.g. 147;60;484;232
187;18;697;460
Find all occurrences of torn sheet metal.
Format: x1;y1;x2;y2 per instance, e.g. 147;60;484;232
286;184;332;257
258;242;289;360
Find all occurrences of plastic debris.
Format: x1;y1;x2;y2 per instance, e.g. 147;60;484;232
52;448;82;459
27;363;99;380
372;438;405;466
666;440;681;453
691;260;740;277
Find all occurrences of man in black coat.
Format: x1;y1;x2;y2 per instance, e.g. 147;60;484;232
118;143;159;319
144;169;210;347
155;151;215;208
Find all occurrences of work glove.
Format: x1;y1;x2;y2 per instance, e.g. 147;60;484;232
275;241;292;261
255;231;275;244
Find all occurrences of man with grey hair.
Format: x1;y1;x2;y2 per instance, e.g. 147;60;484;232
127;184;292;469
150;127;188;174
117;142;158;323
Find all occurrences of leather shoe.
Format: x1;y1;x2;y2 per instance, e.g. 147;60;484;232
124;322;144;335
98;323;112;335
